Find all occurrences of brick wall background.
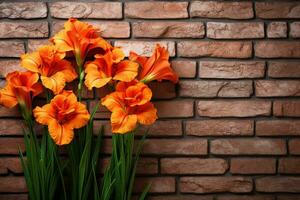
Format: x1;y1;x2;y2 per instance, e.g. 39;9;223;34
0;1;300;200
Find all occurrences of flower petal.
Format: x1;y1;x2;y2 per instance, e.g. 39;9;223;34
101;92;124;112
48;120;74;145
41;72;66;95
137;102;157;125
65;102;90;129
111;108;137;134
20;52;41;73
0;84;17;108
33;104;55;125
113;60;138;82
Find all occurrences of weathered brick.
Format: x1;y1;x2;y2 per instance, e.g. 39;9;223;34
0;138;25;155
179;80;252;98
273;100;300;117
171;60;196;78
217;196;275;200
207;22;264;39
154;100;194;118
0;157;23;174
255;41;300;58
50;2;122;19
211;139;286;155
0;41;24;57
230;158;276;174
0;194;27;200
178;41;252;58
279;158;300;174
0;22;48;38
0;177;27;192
277;195;300;200
134;177;175;193
27;39;49;52
256;120;300;136
180;177;252;193
255;80;300;97
197;100;271;117
161;158;228;174
199;61;265;79
132;22;204;38
256;177;300;192
0;119;24;136
148;82;176;99
267;22;287;38
0;60;24;78
190;1;253;19
52;20;130;38
268;62;300;78
256;2;300;19
186;120;253;136
0;2;47;19
290;22;300;38
114;41;175;57
0;106;20;117
149;195;213;200
289;139;300;155
142;139;207;155
125;2;188;19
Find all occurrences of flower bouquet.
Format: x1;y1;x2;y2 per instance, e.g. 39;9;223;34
0;19;178;200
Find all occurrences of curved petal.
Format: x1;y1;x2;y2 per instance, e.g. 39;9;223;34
0;85;17;108
65;102;90;129
84;61;111;90
137;102;157;125
48;120;74;145
41;72;66;95
112;48;125;63
111;108;137;134
55;60;77;82
113;60;138;82
101;92;124;112
33;104;55;125
20;52;41;73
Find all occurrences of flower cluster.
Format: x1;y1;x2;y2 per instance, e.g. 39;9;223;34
0;18;178;145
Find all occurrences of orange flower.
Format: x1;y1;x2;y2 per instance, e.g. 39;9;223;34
50;18;112;66
84;48;139;90
101;81;157;134
0;71;43;110
33;91;90;145
130;44;178;83
21;45;77;94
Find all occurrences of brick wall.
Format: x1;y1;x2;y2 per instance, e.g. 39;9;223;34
0;1;300;200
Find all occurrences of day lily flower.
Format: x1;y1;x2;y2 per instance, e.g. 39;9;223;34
33;91;90;145
0;71;43;111
84;48;139;90
101;81;157;134
50;18;112;67
21;45;77;94
130;44;178;83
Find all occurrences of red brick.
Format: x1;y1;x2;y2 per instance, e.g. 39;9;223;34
114;41;175;57
211;139;286;155
125;2;188;19
289;139;300;155
50;2;122;19
0;194;27;200
0;119;24;136
0;138;25;155
217;196;275;200
178;41;252;58
0;177;27;192
255;41;300;58
0;106;20;117
0;60;24;78
52;20;130;38
268;62;300;78
134;177;175;193
0;157;23;174
0;41;24;57
186;120;253;136
148;82;176;99
180;177;252;193
274;101;300;117
161;158;228;174
279;158;300;174
199;61;265;79
142;139;207;155
149;195;213;200
0;2;47;19
290;22;300;38
132;22;204;38
255;80;300;97
256;2;300;19
171;60;196;78
230;158;276;174
179;80;252;98
256;177;300;192
267;22;287;38
256;120;300;136
27;39;49;52
89;101;110;119
197;100;271;117
154;100;194;118
0;22;48;38
190;1;253;19
207;22;264;39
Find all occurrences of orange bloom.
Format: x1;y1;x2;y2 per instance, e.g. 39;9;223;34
0;71;43;110
101;80;157;134
84;48;139;90
21;45;77;94
50;18;112;66
33;91;90;145
130;44;178;83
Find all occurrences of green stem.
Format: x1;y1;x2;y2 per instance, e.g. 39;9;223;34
77;70;84;102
